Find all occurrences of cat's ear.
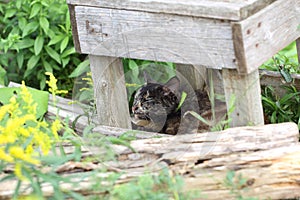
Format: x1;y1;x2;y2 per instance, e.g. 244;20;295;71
165;76;180;93
143;71;156;84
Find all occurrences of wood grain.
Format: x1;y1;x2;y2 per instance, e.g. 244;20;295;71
90;56;132;129
222;69;264;127
74;6;237;69
67;0;275;21
0;122;299;199
232;0;300;73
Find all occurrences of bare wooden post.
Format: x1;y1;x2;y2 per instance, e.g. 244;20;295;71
176;64;206;91
222;69;264;127
296;38;300;63
89;55;132;129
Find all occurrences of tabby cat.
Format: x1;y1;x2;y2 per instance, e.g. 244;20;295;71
131;73;200;135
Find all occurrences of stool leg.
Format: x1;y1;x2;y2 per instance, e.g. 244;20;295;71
222;69;264;127
89;55;132;129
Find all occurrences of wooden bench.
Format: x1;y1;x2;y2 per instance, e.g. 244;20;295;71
67;0;300;129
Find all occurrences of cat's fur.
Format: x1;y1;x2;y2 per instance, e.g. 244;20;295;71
131;73;200;135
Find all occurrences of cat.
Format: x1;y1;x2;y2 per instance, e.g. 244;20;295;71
131;72;201;135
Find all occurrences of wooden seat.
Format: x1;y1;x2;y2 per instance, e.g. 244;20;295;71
67;0;300;129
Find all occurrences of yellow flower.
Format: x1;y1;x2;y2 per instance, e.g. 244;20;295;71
45;72;68;98
15;162;28;181
51;119;61;140
9;146;40;165
0;147;14;162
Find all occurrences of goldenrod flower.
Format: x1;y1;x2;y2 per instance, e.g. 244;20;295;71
9;146;40;165
51;119;61;140
0;147;14;162
15;162;28;181
45;72;68;102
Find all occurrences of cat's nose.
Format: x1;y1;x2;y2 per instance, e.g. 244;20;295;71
132;105;138;113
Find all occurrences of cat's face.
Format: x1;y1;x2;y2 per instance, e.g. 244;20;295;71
131;76;180;129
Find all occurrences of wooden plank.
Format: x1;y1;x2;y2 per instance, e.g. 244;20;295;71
232;0;300;74
1;123;299;199
67;0;275;21
89;55;132;129
114;122;298;156
222;69;264;127
176;64;206;91
68;5;81;53
74;6;237;69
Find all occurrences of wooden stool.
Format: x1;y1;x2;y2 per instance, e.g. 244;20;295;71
67;0;300;129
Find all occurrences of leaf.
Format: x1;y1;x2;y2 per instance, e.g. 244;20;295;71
60;36;69;53
48;35;64;46
4;9;16;19
185;111;210;126
16;0;22;9
44;46;61;64
16;38;34;49
17;52;24;69
18;17;27;31
62;57;70;68
39;17;49;34
176;91;187;112
29;3;42;19
22;21;39;37
0;86;48;119
0;65;7;85
68;60;90;78
34;35;44;55
27;55;40;70
129;59;139;79
43;60;53;73
61;47;76;58
65;11;71;32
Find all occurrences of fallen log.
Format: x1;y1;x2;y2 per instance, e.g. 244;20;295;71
0;123;299;199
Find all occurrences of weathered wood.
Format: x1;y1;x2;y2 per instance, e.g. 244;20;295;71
232;0;300;74
222;69;264;127
73;6;237;69
176;64;206;91
68;4;81;52
0;123;299;199
67;0;275;21
89;55;132;129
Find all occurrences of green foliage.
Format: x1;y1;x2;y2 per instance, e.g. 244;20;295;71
110;169;199;200
0;0;87;93
260;42;299;74
223;171;258;200
262;85;300;129
0;86;48;119
0;75;84;199
123;58;176;101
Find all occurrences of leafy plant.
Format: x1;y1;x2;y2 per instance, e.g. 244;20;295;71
223;171;258;200
123;58;176;102
0;0;88;93
260;42;299;74
110;169;199;200
0;73;84;199
262;85;300;130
